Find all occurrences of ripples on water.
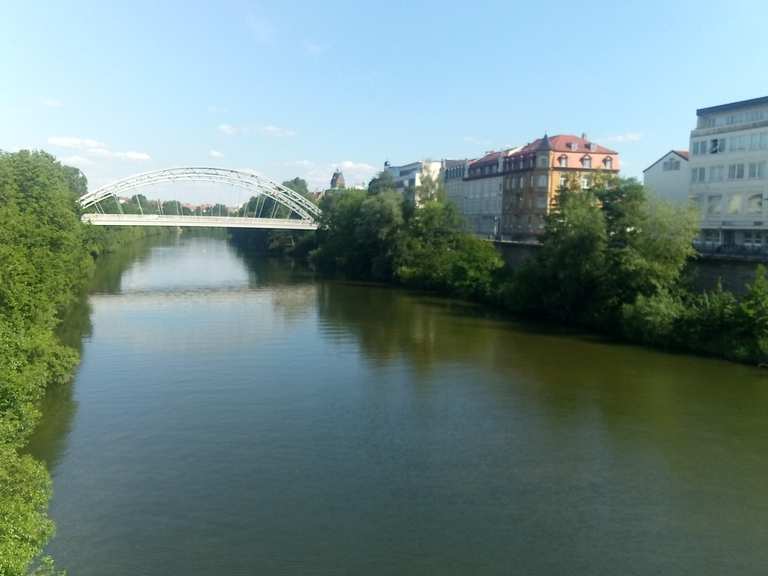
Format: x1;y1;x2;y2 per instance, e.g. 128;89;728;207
27;235;768;576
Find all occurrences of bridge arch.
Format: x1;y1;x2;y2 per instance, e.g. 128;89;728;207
78;167;321;223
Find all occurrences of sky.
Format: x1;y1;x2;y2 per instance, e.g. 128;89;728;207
2;0;768;202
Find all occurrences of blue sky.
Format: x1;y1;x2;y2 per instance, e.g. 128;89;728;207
2;0;767;198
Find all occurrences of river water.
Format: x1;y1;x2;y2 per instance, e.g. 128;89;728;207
27;234;768;575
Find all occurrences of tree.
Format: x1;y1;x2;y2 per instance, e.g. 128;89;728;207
367;170;397;196
282;177;310;198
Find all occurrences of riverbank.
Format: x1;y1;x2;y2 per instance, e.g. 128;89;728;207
0;151;173;575
243;181;768;367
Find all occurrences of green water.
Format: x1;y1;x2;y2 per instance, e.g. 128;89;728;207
28;235;768;575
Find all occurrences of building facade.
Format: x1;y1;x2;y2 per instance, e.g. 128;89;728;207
444;158;469;210
457;149;517;237
643;150;690;203
385;160;442;193
689;96;768;251
501;134;620;240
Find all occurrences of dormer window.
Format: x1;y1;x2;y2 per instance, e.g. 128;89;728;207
581;155;592;169
603;157;613;170
558;155;568;168
566;142;577;151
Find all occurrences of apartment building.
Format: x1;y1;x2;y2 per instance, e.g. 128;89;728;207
689;96;768;251
643;150;690;203
501;134;620;240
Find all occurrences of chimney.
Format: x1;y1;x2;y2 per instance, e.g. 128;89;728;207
581;132;587;140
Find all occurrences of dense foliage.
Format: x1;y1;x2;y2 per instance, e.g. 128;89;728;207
0;150;153;575
311;181;503;298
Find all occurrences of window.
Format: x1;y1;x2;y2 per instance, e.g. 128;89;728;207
535;193;548;209
581;175;591;189
728;194;742;214
708;165;724;182
663;159;680;170
538;156;548;168
581;155;592;169
729;135;746;152
691;167;706;183
707;195;722;215
711;138;726;153
749;162;766;179
566;142;577;151
699;117;716;129
748;194;763;213
693;140;709;155
728;163;745;180
559;174;567;188
536;174;547;188
558;155;568;167
603;157;613;170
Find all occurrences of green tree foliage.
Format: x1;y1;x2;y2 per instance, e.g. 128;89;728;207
311;189;502;297
511;178;699;330
367;170;397;196
0;150;103;575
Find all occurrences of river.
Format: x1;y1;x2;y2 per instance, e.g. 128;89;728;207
27;234;768;575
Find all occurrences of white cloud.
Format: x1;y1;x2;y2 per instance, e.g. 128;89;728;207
598;132;643;144
287;159;378;190
218;123;240;136
209;149;224;158
85;147;151;161
41;98;63;108
59;155;93;167
262;125;296;137
48;136;106;149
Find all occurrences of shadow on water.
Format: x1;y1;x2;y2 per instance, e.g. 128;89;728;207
25;234;177;469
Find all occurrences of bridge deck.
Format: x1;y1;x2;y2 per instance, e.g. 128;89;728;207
81;213;318;230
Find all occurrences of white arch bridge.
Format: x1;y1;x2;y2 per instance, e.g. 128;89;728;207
78;167;321;230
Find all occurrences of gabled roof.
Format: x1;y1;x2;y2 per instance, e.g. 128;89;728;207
511;134;617;156
468;147;519;167
642;150;690;173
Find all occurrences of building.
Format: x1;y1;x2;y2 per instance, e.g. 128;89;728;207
444;158;470;217
384;160;443;204
456;149;518;237
330;169;346;189
689;96;768;251
643;150;690;203
501;134;620;240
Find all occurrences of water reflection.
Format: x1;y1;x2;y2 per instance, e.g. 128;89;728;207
27;234;768;576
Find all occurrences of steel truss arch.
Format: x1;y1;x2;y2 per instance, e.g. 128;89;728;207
78;167;321;223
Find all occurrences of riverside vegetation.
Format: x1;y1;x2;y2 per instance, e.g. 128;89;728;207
4;154;768;574
259;171;768;365
0;150;168;575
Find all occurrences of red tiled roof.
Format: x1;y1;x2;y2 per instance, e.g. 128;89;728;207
674;149;689;160
512;135;618;156
468;148;518;167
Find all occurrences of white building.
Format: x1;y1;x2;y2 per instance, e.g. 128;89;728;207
689;96;768;252
384;160;443;196
643;150;689;203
